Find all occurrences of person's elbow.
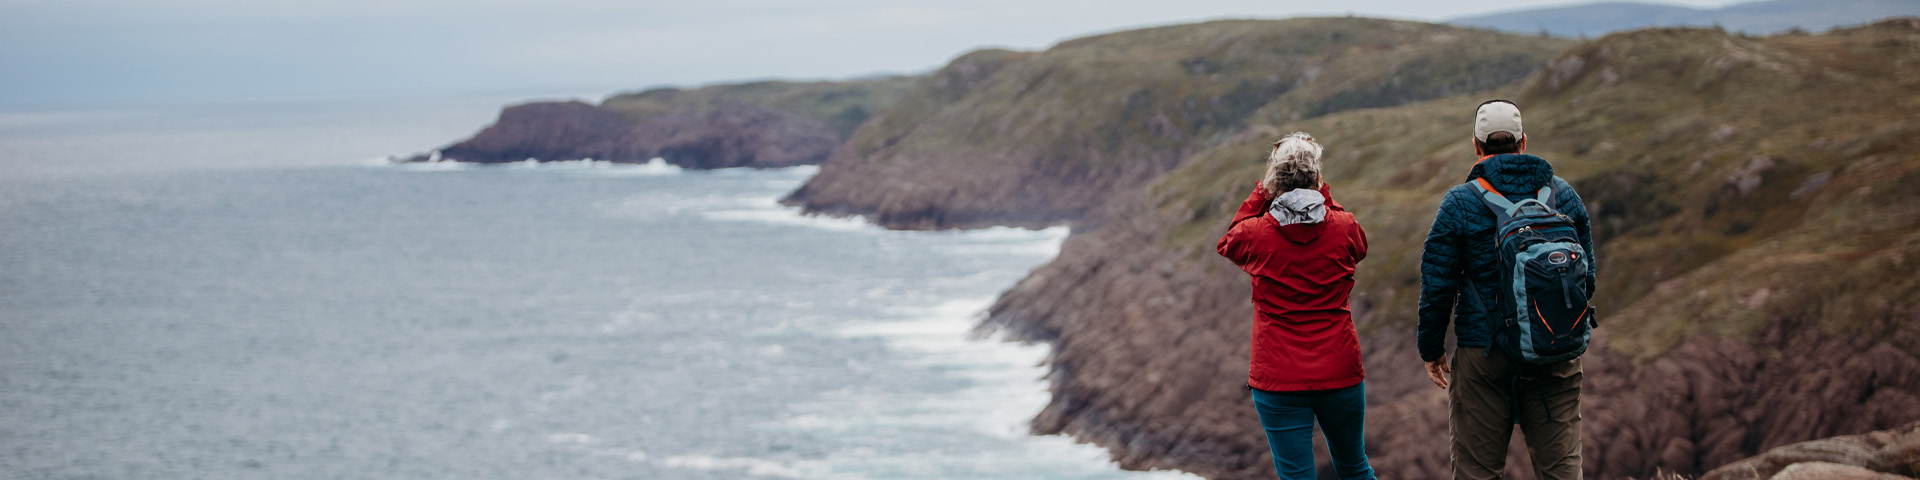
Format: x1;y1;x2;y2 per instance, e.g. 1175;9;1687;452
1216;239;1246;265
1352;229;1369;261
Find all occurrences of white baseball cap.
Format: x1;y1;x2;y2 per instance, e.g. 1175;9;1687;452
1474;100;1523;142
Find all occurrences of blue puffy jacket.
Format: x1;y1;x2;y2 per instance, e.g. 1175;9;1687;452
1416;153;1595;362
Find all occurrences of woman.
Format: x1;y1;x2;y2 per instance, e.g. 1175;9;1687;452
1215;132;1374;480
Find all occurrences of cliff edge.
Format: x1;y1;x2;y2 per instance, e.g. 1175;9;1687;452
784;18;1568;229
410;77;914;168
985;19;1920;479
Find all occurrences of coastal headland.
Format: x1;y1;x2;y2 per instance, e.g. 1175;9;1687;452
420;16;1920;479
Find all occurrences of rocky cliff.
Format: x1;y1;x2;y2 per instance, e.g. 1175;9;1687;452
785;18;1569;229
413;14;1919;478
412;77;914;168
787;16;1920;480
1701;421;1920;480
987;19;1920;479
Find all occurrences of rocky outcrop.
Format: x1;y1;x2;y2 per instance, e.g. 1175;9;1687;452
978;19;1920;480
988;184;1920;480
412;77;915;169
785;18;1570;229
1765;463;1909;480
627;104;841;168
1701;422;1920;480
418;101;839;168
428;101;626;163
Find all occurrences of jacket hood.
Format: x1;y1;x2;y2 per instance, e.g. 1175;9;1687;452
1270;188;1330;244
1268;188;1327;227
1466;153;1554;194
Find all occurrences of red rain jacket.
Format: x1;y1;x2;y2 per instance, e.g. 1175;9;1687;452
1216;183;1369;392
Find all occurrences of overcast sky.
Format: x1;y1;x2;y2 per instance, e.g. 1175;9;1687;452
0;0;1741;106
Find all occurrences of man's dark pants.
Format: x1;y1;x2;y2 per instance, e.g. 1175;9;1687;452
1450;346;1583;480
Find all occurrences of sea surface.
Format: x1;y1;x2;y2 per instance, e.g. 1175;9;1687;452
0;97;1197;479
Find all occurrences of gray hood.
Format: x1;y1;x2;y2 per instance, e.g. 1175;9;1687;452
1268;188;1326;227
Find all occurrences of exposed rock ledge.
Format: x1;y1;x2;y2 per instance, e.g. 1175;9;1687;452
1702;422;1920;479
408;100;840;169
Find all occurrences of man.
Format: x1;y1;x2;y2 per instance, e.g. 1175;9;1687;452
1416;100;1595;479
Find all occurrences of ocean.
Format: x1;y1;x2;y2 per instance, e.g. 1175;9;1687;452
0;96;1197;479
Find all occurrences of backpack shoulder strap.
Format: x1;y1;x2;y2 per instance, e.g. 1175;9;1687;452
1470;178;1520;217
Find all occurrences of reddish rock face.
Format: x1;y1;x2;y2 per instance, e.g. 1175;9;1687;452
435;101;630;164
1701;421;1920;480
425;101;840;169
977;19;1920;480
986;187;1920;480
625;104;840;169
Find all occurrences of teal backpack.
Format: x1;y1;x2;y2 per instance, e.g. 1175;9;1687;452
1460;177;1595;365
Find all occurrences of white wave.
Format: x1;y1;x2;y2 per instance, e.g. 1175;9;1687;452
382;157;687;176
833;298;1053;436
548;157;684;177
837;298;988;346
389;159;478;172
776;165;820;177
951;225;1070;243
699;199;878;233
545;433;598;445
502;157;685;176
657;455;824;478
696;164;820;178
795;294;1203;479
931;225;1071;258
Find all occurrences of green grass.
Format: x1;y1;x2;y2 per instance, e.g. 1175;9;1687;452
1148;20;1920;358
836;18;1574;174
599;76;917;138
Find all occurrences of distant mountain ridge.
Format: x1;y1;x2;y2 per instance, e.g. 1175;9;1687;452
1449;0;1920;37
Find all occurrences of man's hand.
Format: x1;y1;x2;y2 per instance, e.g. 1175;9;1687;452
1425;354;1452;389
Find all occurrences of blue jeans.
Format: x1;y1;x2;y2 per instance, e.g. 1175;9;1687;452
1250;383;1375;480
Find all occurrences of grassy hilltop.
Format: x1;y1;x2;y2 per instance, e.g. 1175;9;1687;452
983;18;1920;479
420;76;914;168
600;77;916;139
1155;19;1920;359
786;18;1571;229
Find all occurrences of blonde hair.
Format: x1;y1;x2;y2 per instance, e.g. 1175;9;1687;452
1262;132;1323;194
